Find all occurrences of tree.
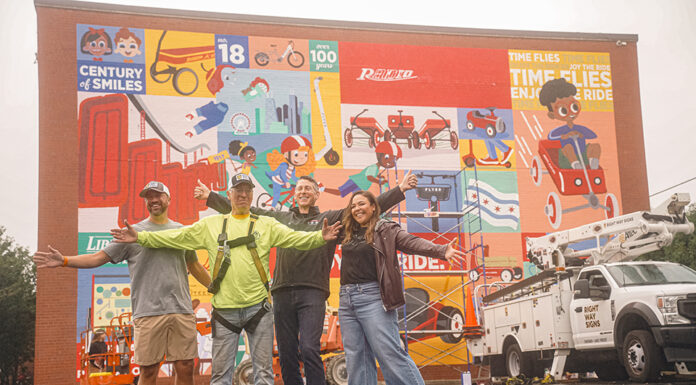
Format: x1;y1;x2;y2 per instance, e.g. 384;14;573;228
639;204;696;270
0;227;35;385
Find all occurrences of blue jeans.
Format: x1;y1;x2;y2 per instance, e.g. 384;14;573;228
274;287;327;385
338;282;425;385
211;302;274;385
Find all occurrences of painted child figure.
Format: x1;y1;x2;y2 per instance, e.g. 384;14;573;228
266;135;316;209
228;140;257;175
325;141;402;197
539;78;601;170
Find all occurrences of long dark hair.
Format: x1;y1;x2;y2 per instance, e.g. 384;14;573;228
342;191;380;245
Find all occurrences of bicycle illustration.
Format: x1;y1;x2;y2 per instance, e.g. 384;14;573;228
254;40;305;68
256;184;296;211
149;30;215;96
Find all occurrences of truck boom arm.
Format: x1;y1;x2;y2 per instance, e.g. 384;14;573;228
527;193;694;269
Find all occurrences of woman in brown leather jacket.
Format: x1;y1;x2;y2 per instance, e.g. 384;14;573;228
338;190;465;385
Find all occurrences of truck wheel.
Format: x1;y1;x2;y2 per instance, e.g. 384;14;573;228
622;330;662;382
233;359;253;385
505;343;532;378
438;306;464;344
594;360;628;381
325;354;348;385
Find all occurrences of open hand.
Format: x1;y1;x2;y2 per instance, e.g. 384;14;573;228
194;179;211;201
110;220;138;243
321;218;343;241
33;245;64;268
398;170;417;192
444;239;466;266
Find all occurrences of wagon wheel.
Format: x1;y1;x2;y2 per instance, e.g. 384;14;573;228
449;131;459;149
344;129;353;148
424;132;434;149
485;124;496;138
604;193;619;219
438;306;464;344
172;67;198;96
545;191;562;229
371;130;382;147
149;61;172;83
466;120;475;132
530;156;542;186
411;131;421;149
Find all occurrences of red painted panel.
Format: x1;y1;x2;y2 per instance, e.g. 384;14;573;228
339;42;511;108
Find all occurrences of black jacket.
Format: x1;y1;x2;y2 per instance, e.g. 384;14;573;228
206;187;405;297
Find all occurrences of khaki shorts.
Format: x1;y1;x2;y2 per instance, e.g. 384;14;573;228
133;313;198;366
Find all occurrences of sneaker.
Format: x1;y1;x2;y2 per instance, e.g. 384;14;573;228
571;161;582;169
479;157;499;164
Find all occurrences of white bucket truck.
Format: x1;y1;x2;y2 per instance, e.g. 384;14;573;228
466;193;696;382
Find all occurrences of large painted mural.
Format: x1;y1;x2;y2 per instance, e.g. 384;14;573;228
75;24;621;378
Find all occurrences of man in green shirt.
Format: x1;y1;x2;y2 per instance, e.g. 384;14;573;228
111;173;342;385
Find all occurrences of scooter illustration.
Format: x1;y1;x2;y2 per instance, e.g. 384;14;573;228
461;139;512;168
313;76;340;165
254;40;305;68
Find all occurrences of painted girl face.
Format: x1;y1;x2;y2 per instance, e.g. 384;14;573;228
114;36;141;57
351;194;376;226
242;149;256;162
84;35;112;56
288;149;309;166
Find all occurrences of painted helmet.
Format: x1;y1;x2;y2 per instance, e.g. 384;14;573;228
281;135;312;153
375;141;402;159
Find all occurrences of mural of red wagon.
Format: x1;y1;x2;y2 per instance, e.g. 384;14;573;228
464;107;507;138
344;109;458;150
530;137;619;229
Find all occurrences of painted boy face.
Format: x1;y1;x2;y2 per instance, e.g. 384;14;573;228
84;36;111;56
377;153;396;169
548;96;581;124
114;36;141;57
289;150;308;166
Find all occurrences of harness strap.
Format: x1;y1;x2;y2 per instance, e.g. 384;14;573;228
211;300;271;337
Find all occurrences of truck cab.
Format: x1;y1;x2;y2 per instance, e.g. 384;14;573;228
572;261;696;381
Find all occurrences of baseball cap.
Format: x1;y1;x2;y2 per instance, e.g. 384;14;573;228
230;173;255;188
139;181;170;197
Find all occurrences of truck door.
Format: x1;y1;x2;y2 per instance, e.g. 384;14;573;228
570;269;614;349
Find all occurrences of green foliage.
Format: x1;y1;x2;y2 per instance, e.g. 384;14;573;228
0;227;35;385
638;204;696;270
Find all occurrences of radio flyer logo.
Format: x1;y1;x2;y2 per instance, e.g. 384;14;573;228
77;24;146;94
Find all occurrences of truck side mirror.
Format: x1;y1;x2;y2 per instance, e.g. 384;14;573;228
594;285;611;300
574;279;590;299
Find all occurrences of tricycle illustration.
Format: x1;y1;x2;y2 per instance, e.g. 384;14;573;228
149;30;215;96
465;107;507;138
254;40;305;68
530;135;618;229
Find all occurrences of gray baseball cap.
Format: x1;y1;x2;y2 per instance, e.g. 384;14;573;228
139;181;170;197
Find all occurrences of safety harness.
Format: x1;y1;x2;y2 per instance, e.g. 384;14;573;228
208;214;273;336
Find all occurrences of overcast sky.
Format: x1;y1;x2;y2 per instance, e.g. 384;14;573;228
2;0;695;249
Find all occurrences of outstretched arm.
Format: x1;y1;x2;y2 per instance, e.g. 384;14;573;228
33;246;111;269
375;170;417;212
187;258;211;288
195;179;232;214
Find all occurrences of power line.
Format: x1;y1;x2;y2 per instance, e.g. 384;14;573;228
650;176;696;197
